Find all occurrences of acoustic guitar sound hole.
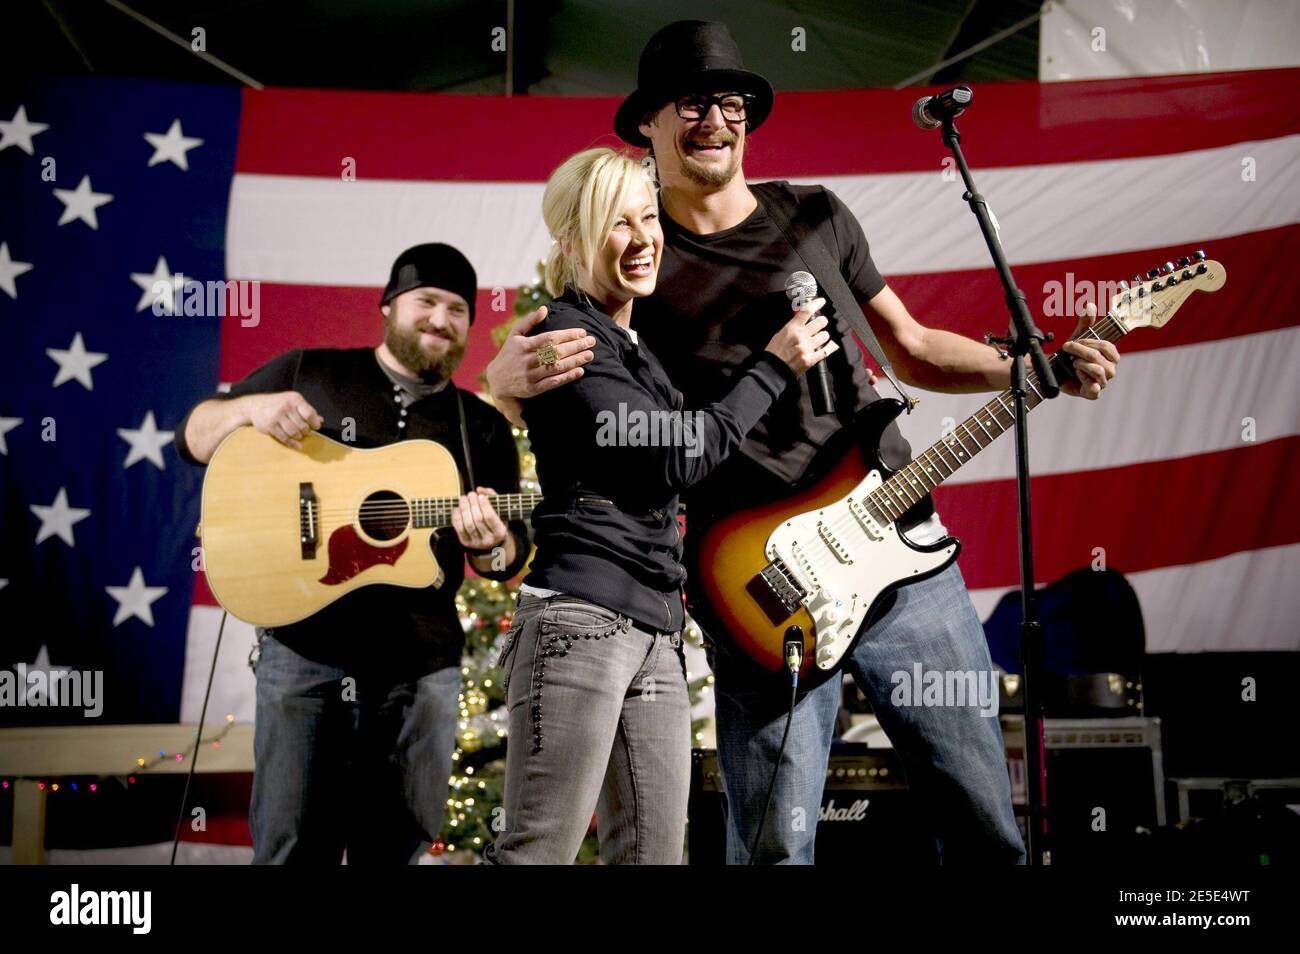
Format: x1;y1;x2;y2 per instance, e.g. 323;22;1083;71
358;490;410;541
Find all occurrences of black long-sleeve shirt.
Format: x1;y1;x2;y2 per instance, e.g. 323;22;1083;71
177;347;530;678
521;288;796;632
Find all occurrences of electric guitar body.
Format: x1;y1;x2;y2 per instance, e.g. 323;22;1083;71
696;399;958;675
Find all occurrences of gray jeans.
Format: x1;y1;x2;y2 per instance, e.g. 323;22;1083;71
484;592;691;864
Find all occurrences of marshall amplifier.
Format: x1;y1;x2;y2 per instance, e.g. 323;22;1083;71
687;743;938;864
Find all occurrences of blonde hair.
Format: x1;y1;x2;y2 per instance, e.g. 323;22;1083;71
542;147;657;298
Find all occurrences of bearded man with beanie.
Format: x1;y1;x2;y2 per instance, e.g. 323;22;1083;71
179;243;531;864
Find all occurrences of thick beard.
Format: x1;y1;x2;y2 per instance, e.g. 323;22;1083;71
678;135;742;187
383;312;466;382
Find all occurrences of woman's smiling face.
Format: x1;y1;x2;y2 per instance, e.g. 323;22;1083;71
584;180;662;307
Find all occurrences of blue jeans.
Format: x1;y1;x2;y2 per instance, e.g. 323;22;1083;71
710;562;1025;864
250;631;461;864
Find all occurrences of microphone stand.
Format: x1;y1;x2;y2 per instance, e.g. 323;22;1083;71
940;116;1057;865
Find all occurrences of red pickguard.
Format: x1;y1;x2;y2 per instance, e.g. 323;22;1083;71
319;525;408;585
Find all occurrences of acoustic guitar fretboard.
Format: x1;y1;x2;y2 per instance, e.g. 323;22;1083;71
408;492;545;529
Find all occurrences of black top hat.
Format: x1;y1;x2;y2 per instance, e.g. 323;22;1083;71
614;20;774;148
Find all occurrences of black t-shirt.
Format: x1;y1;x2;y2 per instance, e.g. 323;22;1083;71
177;348;530;678
633;181;927;526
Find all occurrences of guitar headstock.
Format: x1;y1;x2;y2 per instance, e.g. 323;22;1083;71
1110;250;1226;331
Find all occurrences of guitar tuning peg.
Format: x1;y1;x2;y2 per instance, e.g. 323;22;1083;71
1161;261;1175;275
1146;268;1160;279
1132;274;1142;284
1193;249;1206;261
1118;280;1129;290
1177;255;1191;267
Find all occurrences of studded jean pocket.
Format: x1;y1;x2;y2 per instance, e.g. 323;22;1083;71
525;598;632;753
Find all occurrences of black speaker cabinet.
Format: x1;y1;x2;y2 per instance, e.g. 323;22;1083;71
1002;716;1166;864
687;743;937;864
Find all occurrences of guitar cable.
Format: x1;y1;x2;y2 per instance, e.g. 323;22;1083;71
747;626;805;865
170;607;228;865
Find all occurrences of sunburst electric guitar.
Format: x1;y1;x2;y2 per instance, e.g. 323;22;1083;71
695;254;1226;675
199;429;541;626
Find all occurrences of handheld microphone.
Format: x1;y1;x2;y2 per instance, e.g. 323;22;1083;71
912;85;973;130
785;271;835;417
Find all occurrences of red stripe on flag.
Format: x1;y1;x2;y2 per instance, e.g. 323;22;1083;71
938;436;1300;590
220;222;1294;386
882;224;1299;359
217;285;518;388
193;569;217;607
235;68;1300;181
193;441;1299;605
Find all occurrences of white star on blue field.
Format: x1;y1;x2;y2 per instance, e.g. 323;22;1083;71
0;77;241;723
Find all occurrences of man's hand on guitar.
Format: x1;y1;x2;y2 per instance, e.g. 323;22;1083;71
248;391;323;450
485;305;596;426
1059;303;1119;400
452;486;510;553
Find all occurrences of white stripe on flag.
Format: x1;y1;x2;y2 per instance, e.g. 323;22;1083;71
227;176;550;288
226;135;1300;286
892;326;1300;485
807;134;1300;273
969;542;1300;653
181;605;257;724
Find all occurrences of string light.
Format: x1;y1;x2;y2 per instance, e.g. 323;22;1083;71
5;777;112;794
132;715;238;774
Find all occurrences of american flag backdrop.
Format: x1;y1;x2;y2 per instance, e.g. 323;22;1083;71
2;68;1298;727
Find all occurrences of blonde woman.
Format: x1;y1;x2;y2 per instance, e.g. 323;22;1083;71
484;148;831;864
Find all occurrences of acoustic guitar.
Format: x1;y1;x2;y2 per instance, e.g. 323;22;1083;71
199;428;540;626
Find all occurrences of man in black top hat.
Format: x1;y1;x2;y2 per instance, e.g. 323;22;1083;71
489;20;1119;864
179;243;531;864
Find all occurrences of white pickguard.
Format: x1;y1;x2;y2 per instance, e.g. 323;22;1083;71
765;469;958;671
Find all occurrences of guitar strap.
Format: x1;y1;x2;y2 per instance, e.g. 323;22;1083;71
754;182;917;412
454;387;478;490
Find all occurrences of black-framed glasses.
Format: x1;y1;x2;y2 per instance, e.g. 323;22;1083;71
673;92;753;122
